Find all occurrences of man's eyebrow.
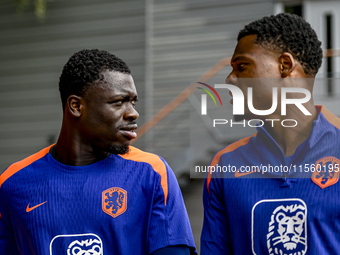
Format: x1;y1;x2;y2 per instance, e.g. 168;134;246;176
112;94;138;100
231;55;250;64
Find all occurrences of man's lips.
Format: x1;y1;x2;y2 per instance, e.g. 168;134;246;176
119;125;138;139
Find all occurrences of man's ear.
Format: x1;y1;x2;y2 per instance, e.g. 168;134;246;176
279;52;296;78
67;95;83;117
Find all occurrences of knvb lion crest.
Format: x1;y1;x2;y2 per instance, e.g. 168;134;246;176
67;238;102;255
312;156;340;189
267;204;307;255
49;233;103;255
252;199;307;255
102;187;127;218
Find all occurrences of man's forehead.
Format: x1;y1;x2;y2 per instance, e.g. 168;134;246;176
231;34;273;62
233;35;259;55
101;70;133;85
85;70;137;99
102;70;136;89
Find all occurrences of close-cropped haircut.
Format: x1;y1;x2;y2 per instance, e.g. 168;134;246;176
238;13;323;77
59;49;131;109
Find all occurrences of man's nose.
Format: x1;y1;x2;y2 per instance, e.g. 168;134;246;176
226;72;237;85
124;104;139;120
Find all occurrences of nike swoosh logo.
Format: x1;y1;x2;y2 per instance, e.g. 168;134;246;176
26;201;47;212
234;169;257;177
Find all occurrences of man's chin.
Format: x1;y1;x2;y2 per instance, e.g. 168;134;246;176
107;144;130;155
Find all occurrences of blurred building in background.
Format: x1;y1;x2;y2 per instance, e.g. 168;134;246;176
1;0;340;179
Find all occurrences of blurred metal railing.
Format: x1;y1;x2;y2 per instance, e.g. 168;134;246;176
133;57;230;143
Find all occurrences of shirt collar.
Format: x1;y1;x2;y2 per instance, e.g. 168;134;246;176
256;105;339;152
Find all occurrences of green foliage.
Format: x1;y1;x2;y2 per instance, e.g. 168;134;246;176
14;0;52;19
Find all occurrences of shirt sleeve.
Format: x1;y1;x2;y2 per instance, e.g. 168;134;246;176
151;245;190;255
0;190;21;255
200;174;233;254
148;158;197;255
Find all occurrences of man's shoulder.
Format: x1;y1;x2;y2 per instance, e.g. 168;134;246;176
0;145;53;189
120;146;170;205
119;146;167;169
119;146;170;178
210;133;257;167
318;105;340;131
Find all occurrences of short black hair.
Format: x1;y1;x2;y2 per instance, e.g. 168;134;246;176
238;13;323;77
59;49;131;109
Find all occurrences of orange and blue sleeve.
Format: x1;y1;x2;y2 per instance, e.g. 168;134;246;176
0;192;21;255
120;146;196;254
200;170;232;255
0;146;52;255
151;245;190;255
200;135;257;254
147;158;197;254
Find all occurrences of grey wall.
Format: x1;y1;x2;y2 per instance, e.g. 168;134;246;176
0;0;146;172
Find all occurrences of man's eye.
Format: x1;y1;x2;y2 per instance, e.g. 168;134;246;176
130;101;135;108
111;100;123;105
131;99;138;107
239;64;246;71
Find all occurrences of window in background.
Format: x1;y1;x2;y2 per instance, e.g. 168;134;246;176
284;3;302;17
326;14;333;96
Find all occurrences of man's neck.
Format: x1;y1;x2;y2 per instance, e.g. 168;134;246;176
52;123;109;166
263;104;318;157
53;141;110;166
